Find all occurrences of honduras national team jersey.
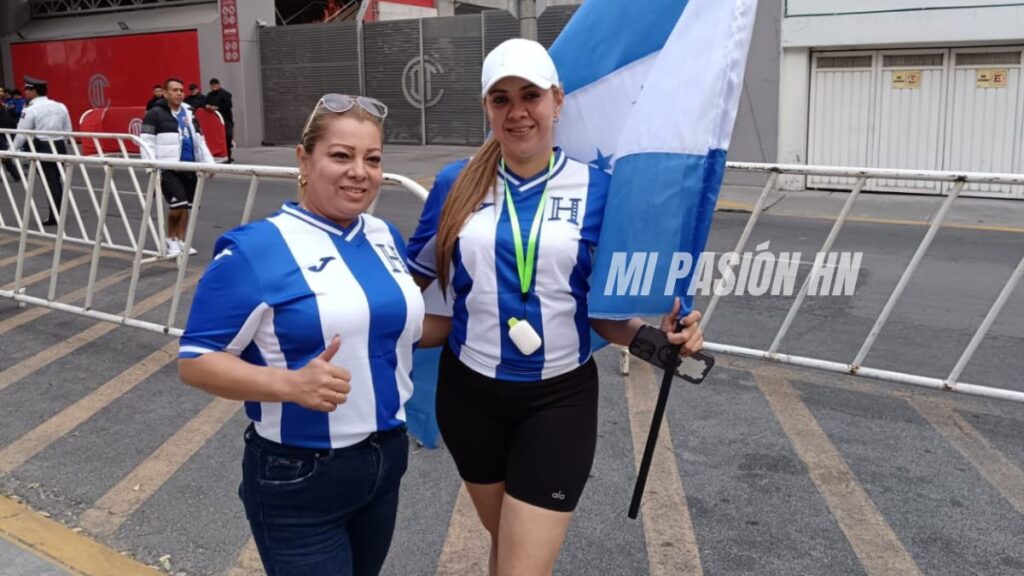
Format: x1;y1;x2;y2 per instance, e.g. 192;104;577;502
408;148;609;381
179;202;424;449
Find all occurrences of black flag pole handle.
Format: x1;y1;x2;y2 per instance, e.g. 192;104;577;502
627;316;716;519
628;341;679;519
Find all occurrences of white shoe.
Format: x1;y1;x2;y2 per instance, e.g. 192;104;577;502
166;238;181;257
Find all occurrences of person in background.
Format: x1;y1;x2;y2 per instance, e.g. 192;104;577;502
8;90;26;118
205;78;234;163
146;85;165;110
184;83;207;110
12;76;72;226
0;87;22;183
140;78;215;257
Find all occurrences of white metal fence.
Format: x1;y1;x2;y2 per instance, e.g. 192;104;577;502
1;134;1022;404
0;129;428;337
702;162;1024;403
0;128;163;257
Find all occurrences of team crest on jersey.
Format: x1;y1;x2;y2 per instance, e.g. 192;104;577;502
376;243;408;275
547;197;582;226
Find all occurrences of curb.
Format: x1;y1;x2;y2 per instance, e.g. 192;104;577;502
0;494;157;576
712;201;1024;234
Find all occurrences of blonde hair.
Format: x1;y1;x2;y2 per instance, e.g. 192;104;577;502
435;137;501;294
297;104;384;199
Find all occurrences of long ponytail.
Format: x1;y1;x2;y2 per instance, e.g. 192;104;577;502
435;137;502;294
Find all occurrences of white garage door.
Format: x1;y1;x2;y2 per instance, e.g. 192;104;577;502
945;48;1024;197
872;50;948;194
808;52;875;190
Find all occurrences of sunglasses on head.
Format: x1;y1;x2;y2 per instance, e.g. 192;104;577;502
302;94;388;137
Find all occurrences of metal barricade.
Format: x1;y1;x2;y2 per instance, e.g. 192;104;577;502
2;141;1021;405
0;128;162;257
698;163;1024;403
0;142;428;339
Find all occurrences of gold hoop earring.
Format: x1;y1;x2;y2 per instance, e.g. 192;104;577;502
297;174;308;187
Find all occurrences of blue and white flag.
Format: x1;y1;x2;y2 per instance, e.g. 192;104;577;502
551;0;758;318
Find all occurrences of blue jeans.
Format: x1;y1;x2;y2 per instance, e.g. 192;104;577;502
239;424;409;576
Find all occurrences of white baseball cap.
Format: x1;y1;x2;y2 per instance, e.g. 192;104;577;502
480;38;560;97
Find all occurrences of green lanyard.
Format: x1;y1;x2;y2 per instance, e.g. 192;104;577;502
502;153;556;301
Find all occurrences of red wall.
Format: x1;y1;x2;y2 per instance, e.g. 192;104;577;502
11;31;201;130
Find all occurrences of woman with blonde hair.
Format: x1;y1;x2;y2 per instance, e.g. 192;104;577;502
179;95;439;576
407;39;705;575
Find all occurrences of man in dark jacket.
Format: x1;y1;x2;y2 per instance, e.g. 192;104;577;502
146;85;164;110
0;94;21;182
204;78;233;162
184;83;206;110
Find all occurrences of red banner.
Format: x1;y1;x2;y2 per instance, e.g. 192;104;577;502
221;0;240;63
195;108;229;160
77;106;227;160
10;31;201;132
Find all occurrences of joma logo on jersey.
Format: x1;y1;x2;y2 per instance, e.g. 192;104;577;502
547;197;581;225
308;257;335;272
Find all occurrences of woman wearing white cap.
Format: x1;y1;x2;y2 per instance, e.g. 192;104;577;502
408;39;704;574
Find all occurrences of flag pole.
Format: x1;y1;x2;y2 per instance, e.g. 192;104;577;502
628;322;682;520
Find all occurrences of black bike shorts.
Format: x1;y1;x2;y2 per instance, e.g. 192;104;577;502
435;345;599;513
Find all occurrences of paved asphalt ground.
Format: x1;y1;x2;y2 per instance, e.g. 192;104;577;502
0;145;1022;575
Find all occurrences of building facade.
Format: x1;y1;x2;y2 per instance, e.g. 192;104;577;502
780;1;1024;196
1;0;780;172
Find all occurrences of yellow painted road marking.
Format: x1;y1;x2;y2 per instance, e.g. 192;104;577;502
225;537;265;576
755;368;922;576
0;494;157;575
0;268;133;335
625;361;703;576
911;398;1024;515
0;245;53;268
80;397;240;537
715;199;753;212
1;253;92;291
0;342;178;474
435;484;491;576
0;274;198;393
713;201;1024;234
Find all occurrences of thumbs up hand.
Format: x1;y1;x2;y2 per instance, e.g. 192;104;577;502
286;335;352;412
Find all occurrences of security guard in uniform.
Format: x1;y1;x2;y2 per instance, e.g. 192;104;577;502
12;76;72;226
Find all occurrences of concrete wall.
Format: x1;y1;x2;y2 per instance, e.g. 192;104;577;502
725;0;781;186
778;2;1024;188
202;0;275;147
783;3;1024;48
0;0;30;88
377;1;438;20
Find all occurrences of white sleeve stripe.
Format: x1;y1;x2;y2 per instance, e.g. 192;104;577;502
179;345;215;355
225;301;270;356
407;258;436;276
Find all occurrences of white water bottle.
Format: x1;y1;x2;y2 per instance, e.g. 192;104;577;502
508;317;542;355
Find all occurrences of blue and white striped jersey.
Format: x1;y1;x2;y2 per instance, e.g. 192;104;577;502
179;202;424;449
408;149;609;381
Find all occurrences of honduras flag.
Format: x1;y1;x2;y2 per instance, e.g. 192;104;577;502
551;0;758;318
